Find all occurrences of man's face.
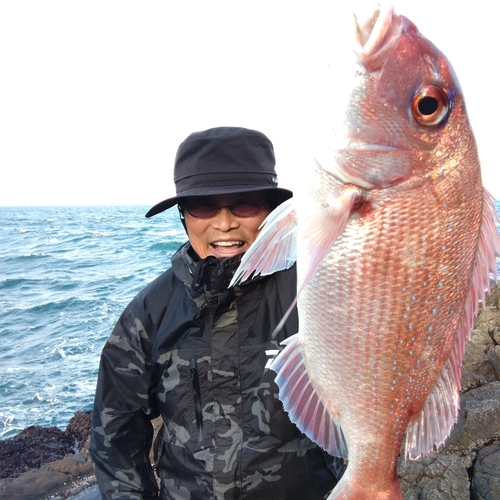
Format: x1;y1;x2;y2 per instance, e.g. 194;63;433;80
183;192;271;259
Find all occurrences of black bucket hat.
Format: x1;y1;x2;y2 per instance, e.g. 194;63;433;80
145;126;292;218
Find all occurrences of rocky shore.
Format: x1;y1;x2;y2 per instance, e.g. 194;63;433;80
0;411;95;499
1;282;499;499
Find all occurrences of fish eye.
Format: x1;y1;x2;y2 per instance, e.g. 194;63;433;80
411;85;450;126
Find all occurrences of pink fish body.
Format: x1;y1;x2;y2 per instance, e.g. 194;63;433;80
231;5;500;499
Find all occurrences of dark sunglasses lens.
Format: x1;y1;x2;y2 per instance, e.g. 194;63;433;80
230;201;262;217
186;200;264;218
187;202;219;218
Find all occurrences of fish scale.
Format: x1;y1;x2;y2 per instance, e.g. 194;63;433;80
231;5;500;499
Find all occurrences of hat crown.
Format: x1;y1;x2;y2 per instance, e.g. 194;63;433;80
145;126;292;218
173;127;277;187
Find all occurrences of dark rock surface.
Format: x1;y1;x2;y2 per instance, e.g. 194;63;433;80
1;283;499;499
471;443;500;500
0;411;95;499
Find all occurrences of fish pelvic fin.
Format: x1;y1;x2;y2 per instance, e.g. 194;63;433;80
405;189;500;460
270;334;348;459
229;198;297;287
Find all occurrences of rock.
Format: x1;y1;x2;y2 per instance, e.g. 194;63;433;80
474;308;500;332
51;451;94;478
0;426;75;479
444;383;500;454
484;284;500;309
471;443;500;500
0;467;71;500
0;411;93;499
66;411;93;452
399;453;471;500
461;340;493;392
492;329;500;345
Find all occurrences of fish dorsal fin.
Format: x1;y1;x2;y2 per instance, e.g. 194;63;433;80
405;189;500;460
271;334;348;458
229;198;297;287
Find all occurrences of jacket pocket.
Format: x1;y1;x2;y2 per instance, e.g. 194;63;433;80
190;356;203;443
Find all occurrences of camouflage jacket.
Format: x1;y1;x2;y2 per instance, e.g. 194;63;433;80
90;243;339;499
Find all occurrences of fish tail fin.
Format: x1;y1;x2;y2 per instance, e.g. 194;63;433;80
327;470;402;500
270;334;348;458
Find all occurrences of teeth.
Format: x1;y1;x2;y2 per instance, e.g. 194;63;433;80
213;241;243;247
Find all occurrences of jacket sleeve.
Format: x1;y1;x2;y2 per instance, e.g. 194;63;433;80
90;298;160;500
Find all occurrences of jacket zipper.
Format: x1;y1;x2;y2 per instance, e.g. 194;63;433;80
190;356;203;443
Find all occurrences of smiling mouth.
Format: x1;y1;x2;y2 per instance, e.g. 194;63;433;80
211;241;244;249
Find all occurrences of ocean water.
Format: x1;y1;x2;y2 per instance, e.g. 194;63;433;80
1;202;499;439
0;206;186;438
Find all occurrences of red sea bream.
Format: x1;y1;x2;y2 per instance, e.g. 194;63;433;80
231;5;500;499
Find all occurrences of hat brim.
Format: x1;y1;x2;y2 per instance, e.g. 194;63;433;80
145;185;292;218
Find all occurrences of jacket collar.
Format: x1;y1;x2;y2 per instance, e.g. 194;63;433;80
171;242;244;294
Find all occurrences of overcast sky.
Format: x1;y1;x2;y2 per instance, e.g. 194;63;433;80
1;1;497;207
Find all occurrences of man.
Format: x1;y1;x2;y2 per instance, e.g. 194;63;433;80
90;127;340;499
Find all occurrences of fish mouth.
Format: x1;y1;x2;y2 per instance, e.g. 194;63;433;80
318;156;375;190
353;5;401;71
349;142;396;152
320;141;400;190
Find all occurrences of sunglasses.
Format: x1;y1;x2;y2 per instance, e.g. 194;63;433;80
181;200;268;219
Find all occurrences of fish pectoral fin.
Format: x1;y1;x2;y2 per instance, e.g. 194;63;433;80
229;198;297;286
299;188;361;291
271;334;348;459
